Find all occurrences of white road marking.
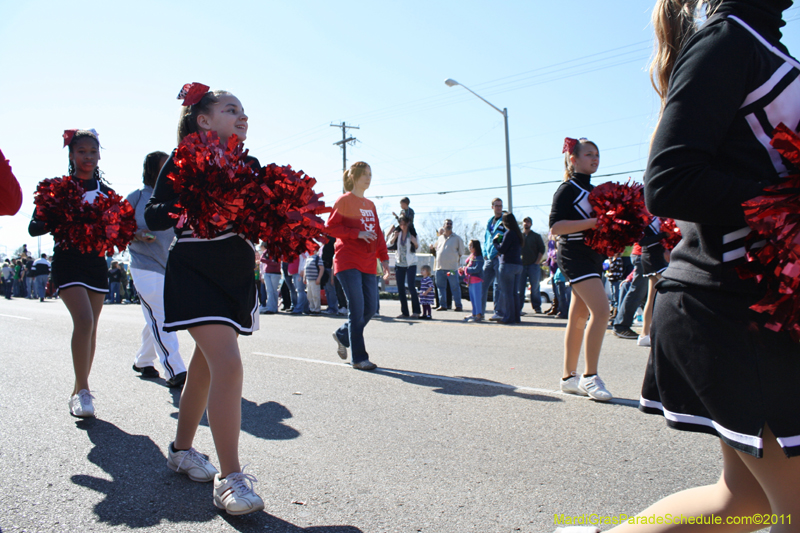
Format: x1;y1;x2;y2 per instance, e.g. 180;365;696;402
0;313;32;320
251;351;639;407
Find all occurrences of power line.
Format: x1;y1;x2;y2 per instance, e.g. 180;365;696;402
340;41;653;126
372;169;645;199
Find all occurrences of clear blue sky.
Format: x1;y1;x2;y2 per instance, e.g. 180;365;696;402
2;1;799;256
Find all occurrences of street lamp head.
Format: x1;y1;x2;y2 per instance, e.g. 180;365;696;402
444;78;459;87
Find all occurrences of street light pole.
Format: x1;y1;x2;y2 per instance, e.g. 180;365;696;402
445;78;513;213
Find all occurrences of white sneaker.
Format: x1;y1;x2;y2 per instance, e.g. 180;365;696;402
560;376;588;396
213;468;265;515
332;333;348;360
69;389;95;418
637;334;651;347
578;375;613;401
167;444;219;482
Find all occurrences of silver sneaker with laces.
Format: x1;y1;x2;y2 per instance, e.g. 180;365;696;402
213;467;265;515
333;333;348;360
69;389;95;418
559;376;588;396
578;375;613;401
167;444;219;482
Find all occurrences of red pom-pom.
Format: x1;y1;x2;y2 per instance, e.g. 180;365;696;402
243;163;333;262
734;123;800;340
583;180;650;257
32;176;135;256
167;132;332;261
94;190;137;256
167;131;256;239
659;218;682;250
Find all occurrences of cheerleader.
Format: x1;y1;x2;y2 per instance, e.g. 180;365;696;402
559;2;800;531
29;130;111;418
549;138;612;401
145;84;264;515
636;217;668;347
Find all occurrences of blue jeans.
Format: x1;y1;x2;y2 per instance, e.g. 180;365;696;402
498;262;522;323
608;280;621;308
263;273;280;312
26;276;34;298
434;270;461;310
519;263;542;312
335;269;378;364
34;276;47;299
284;278;296;308
258;280;266;307
481;256;500;316
555;281;571;317
107;281;121;303
395;265;420;316
614;254;646;330
324;276;339;313
468;281;482;316
292;273;308;314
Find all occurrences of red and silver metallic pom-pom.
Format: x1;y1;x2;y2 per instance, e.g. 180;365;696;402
584;180;650;257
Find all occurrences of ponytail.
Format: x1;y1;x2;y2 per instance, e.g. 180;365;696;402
343;161;370;192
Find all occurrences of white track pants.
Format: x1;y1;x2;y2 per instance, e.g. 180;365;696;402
130;267;186;378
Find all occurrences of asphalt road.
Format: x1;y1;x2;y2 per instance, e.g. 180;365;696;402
1;296;723;533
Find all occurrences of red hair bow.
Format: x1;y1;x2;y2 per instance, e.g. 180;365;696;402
562;137;578;155
63;129;78;148
177;83;210;106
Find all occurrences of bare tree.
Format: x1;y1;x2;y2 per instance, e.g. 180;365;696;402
417;209;483;254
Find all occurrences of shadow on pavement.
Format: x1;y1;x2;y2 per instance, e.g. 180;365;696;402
71;419;359;532
375;368;563;402
220;514;364;532
168;397;300;441
71;418;221;527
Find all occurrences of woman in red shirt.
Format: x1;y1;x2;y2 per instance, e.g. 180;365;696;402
325;161;389;370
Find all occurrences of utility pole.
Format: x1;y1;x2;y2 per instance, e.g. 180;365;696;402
330;122;359;175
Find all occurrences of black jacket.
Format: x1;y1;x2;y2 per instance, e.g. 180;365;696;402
645;0;797;293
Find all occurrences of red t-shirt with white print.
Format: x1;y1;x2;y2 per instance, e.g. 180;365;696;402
324;192;389;275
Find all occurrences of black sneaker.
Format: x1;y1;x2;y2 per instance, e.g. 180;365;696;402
166;371;187;388
132;364;160;378
613;327;639;340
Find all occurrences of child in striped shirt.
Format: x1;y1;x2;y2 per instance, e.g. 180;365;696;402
303;249;325;314
418;264;434;320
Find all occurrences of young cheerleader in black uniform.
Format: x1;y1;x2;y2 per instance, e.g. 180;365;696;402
549;138;612;401
558;2;800;531
145;85;264;515
29;130;110;418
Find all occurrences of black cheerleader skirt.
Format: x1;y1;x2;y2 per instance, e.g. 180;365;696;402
640;280;800;458
641;244;668;277
162;235;259;335
556;241;604;285
50;247;109;293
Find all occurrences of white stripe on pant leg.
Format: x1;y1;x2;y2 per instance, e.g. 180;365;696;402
135;323;158;369
130;268;187;377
